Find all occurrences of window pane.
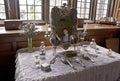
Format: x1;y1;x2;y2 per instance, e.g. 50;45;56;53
102;14;106;17
50;0;68;12
103;10;107;14
35;6;41;12
81;3;85;8
77;14;80;18
77;0;91;19
62;0;67;4
105;0;108;4
77;2;81;7
27;0;34;5
77;8;80;13
20;6;27;12
98;0;109;4
55;0;62;7
85;15;89;18
87;0;90;2
86;9;89;14
96;15;99;20
81;9;85;13
35;0;41;5
20;13;27;20
0;5;5;12
96;10;102;14
50;0;56;6
0;12;6;19
80;15;85;18
81;0;86;2
0;0;5;19
28;5;34;12
19;0;42;20
28;13;34;20
96;0;109;20
97;4;100;9
35;13;42;20
19;0;26;5
104;5;108;9
0;0;4;4
86;3;90;8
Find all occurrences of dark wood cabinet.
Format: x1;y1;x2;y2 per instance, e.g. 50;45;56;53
86;28;119;46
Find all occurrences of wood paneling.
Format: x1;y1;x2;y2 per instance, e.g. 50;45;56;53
0;43;12;52
86;28;119;46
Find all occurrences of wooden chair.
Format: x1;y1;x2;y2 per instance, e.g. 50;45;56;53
105;38;119;53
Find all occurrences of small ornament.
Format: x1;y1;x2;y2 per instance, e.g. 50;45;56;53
34;55;40;68
90;38;97;49
39;41;46;55
39;41;46;59
107;49;112;56
41;63;51;72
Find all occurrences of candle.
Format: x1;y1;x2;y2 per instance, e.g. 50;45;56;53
84;23;88;32
46;23;48;34
71;0;73;8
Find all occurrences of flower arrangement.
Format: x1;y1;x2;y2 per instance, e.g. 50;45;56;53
20;23;38;38
20;23;38;52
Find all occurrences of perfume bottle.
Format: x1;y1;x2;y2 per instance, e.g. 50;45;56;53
34;55;40;68
107;49;112;56
90;38;96;49
39;41;46;59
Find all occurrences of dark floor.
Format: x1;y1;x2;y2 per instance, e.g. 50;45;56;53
0;55;15;81
0;67;15;81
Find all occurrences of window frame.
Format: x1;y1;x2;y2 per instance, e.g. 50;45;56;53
77;0;115;22
77;0;92;19
0;0;7;20
0;0;116;25
95;0;109;20
18;0;43;21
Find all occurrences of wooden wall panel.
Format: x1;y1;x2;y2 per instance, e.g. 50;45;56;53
86;29;119;46
0;43;12;52
16;41;28;49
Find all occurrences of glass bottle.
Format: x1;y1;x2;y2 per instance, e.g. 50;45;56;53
107;49;112;56
90;38;96;49
34;55;40;68
39;41;46;59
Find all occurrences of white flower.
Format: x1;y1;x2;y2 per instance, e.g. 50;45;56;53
20;23;38;38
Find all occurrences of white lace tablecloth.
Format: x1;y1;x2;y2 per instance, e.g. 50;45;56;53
15;45;120;81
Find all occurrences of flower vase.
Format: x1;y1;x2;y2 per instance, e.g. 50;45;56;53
28;37;33;52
